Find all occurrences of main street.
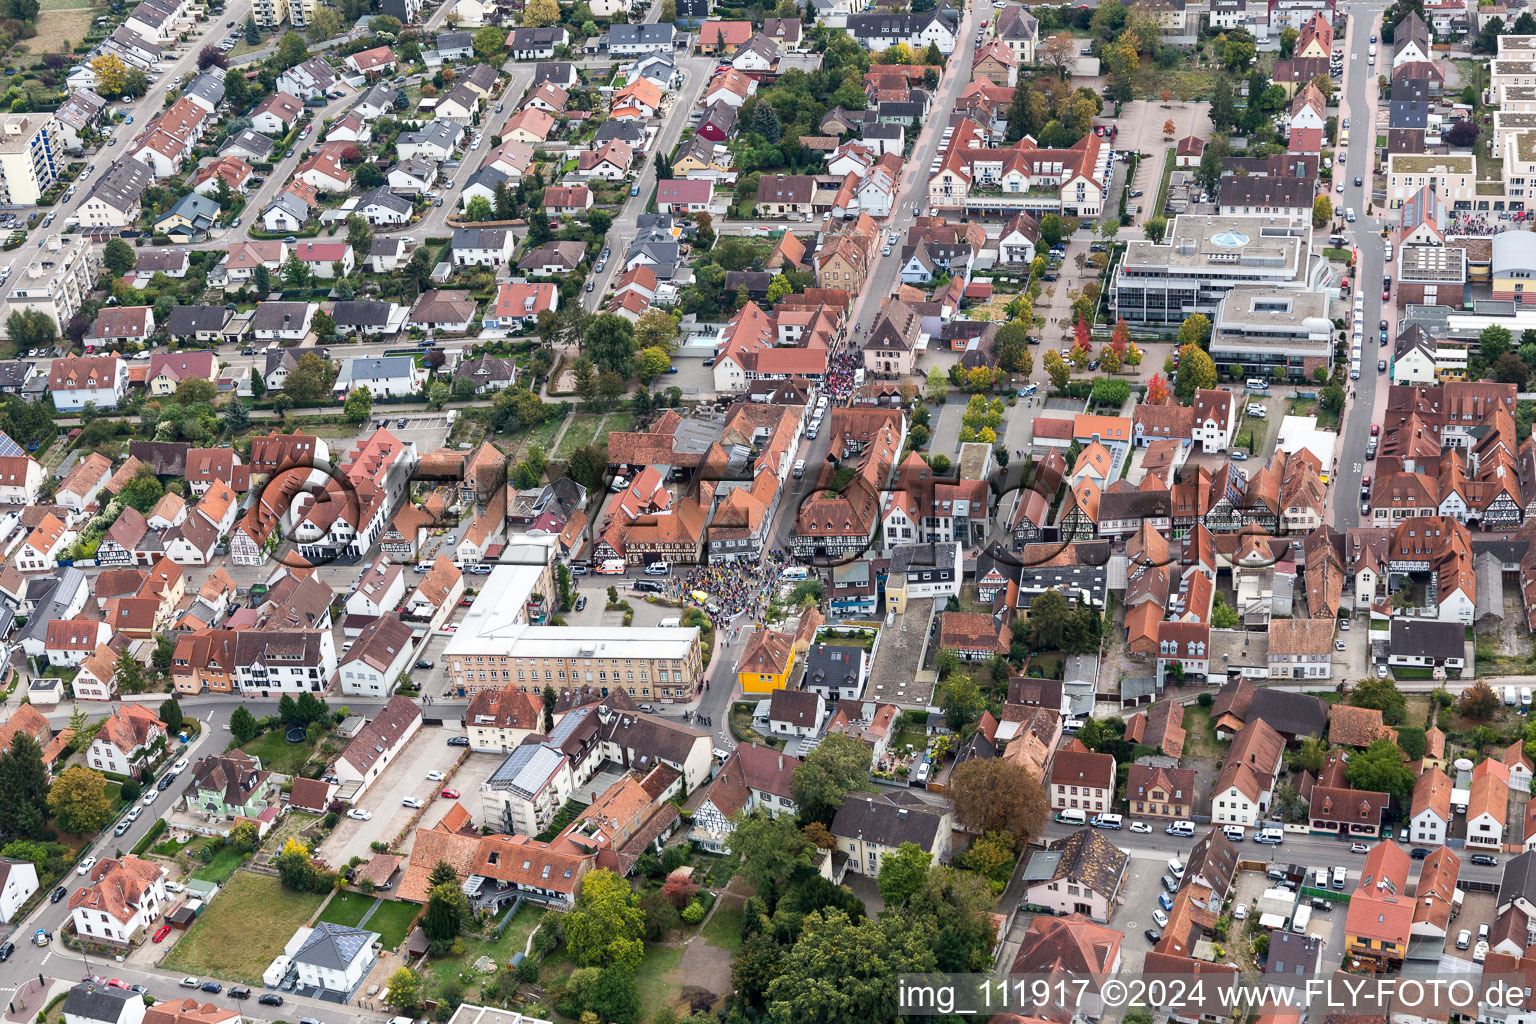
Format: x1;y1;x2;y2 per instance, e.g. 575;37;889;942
1330;2;1390;532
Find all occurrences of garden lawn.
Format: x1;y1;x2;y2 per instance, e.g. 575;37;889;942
239;730;321;776
162;871;325;985
701;897;745;954
427;904;541;998
365;899;420;951
189;844;246;885
636;944;686;1021
504;415;566;464
318;892;374;929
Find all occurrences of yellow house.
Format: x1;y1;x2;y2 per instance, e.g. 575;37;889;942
738;628;795;694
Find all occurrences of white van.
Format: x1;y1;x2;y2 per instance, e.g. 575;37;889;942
1056;809;1088;826
1223;825;1246;842
1165;820;1195;837
1525;687;1533;707
1505;686;1519;706
644;561;670;575
1091;813;1123;830
1256;825;1285;845
1168;857;1185;878
1315;868;1329;888
780;566;810;581
792;459;805;478
1245;378;1270;391
597;558;626;574
1331;865;1347;890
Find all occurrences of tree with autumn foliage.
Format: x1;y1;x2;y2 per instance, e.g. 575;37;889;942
1110;319;1130;356
1100;345;1122;373
1147;374;1170;404
1043;350;1070;390
1068;338;1091;371
1163;119;1176;138
1073;315;1091;351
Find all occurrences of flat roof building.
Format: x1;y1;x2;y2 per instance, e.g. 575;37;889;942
1211;286;1333;380
1110;215;1329;324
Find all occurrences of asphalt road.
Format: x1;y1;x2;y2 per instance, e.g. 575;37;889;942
1330;1;1390;533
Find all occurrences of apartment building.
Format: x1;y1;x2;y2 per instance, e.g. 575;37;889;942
0;114;60;206
2;234;98;340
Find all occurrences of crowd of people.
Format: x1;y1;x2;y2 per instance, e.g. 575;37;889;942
668;548;805;625
1448;214;1513;236
824;349;864;401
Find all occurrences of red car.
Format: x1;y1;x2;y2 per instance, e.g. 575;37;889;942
441;789;460;799
1371;424;1380;436
107;980;128;990
153;925;172;943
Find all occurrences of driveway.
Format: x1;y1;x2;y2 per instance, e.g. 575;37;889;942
317;729;469;865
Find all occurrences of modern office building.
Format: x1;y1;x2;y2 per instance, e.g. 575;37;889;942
1210;286;1334;380
1110;215;1329;324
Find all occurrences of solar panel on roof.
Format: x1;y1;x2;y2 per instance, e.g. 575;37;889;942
0;432;24;458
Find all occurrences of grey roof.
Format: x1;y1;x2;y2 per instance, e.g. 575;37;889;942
597;706;707;766
1243;687;1327;738
890;542;957;576
85;159;154;213
511;26;566;47
166;305;229;337
464;164;511;193
1504;851;1536;910
62;984;136;1024
184;68;225;108
831;792;945;850
486;741;567;798
442;81;481;112
338;355;417;382
463;63;498;92
803;643;864;692
533;61;577;85
357;186;412;215
159;192;220;229
607;22;676;46
329;301;393;327
264;192;312;224
1181;829;1239;901
1494;230;1536;275
452;226;511;250
1389;617;1465;659
14;569;87;646
265;346;322;377
437;30;471;49
354;82;395;113
594;120;645;146
221;128;275;160
1021;828;1128;900
1265;929;1323;977
251;301;313;331
369;236;405;257
293;921;378;971
55;88;108;130
454;353;516;384
398;119;464;152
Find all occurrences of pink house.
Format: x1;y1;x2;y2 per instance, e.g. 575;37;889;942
656;179;714;214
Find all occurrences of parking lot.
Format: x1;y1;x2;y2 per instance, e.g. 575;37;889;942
1443;889;1496;963
316;725;471;866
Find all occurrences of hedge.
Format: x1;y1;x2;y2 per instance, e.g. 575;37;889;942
131;818;167;857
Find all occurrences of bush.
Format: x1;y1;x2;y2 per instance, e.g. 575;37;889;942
660;844;688;873
323;812;339;830
131;819;166;856
681;901;705;925
120;778;142;802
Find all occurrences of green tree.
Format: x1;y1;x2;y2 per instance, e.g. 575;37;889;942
542;685;556;733
937;673;985;731
47;765;112;835
877;841;933;908
229;705;259;743
386;967;423;1014
281;252;312;289
582;314;637;377
991;319;1031;373
1143;216;1167;244
305;5;343;40
274;31;309;70
1345;738;1415;805
1349;677;1407;726
158;698;184;734
466;195;494;222
343;387;373;425
102;237;135;277
764;910;934;1024
792;732;874;823
0;733;49;838
523;0;559;24
1481;324;1513;363
472;26;506;59
633;307;680;353
1173;344;1216;402
636;346;671;381
1313;195;1333;228
564;868;644;969
424;881;469;942
732;808;814;892
283;352;334;405
254;263;271;295
345;214;373;259
116;649;147;695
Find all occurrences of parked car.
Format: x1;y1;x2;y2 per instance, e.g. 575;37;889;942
50;885;66;903
447;736;470;747
427;771;447;780
402;797;424;808
345;808;371;821
153;925;172;942
414;659;435;669
441;788;461;799
258;996;284;1007
1130;821;1152;834
1472;853;1499;866
201;982;222;994
76;857;96;876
